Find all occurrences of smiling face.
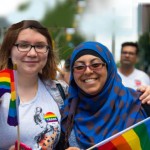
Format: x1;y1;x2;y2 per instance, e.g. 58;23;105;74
11;28;49;76
73;55;107;95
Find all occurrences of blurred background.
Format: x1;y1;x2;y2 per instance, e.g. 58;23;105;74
0;0;150;74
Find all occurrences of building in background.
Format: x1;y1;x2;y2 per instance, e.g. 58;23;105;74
138;3;150;35
137;3;150;75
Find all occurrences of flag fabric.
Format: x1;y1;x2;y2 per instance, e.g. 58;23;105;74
0;69;18;126
87;117;150;150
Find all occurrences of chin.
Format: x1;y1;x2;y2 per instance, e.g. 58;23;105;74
85;90;99;95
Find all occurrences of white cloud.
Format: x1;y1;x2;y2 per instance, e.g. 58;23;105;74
0;0;29;16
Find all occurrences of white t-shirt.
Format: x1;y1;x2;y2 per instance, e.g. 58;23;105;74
118;68;150;90
0;79;61;150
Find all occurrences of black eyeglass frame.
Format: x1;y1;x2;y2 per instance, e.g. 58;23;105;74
14;43;50;53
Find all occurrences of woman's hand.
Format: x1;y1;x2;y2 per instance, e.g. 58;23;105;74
137;85;150;104
9;145;15;150
66;147;80;150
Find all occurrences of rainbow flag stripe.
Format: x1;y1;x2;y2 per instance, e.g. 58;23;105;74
0;71;11;96
0;69;18;126
88;117;150;150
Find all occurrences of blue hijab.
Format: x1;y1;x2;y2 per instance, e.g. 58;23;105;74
61;41;147;149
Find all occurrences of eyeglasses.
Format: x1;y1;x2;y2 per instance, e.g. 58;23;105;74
121;51;136;56
73;62;106;73
14;43;50;53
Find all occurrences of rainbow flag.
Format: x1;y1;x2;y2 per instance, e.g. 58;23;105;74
87;117;150;150
0;69;18;126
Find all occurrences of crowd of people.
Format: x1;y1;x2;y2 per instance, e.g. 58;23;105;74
0;20;150;150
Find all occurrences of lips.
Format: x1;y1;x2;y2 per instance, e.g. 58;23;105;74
23;60;39;63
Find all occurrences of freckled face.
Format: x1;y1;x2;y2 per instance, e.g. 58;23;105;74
11;28;48;76
73;55;107;95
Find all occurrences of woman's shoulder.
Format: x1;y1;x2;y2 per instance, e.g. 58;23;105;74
44;79;69;91
43;79;69;108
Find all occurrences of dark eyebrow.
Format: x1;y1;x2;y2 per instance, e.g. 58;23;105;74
16;41;47;45
34;42;47;45
75;58;103;64
16;40;29;43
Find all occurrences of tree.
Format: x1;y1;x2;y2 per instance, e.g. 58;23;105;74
41;0;85;60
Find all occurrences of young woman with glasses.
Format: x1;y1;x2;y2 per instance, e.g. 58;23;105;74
0;20;68;150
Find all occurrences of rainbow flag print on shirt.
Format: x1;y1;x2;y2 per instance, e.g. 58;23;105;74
0;69;18;126
87;117;150;150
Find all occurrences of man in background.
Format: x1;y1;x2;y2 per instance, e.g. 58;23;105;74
118;42;150;90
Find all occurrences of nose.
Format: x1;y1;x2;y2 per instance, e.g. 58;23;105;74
84;65;93;74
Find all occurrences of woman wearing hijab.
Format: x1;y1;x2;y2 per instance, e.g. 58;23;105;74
56;41;149;150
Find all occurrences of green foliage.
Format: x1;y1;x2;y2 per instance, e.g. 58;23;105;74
41;0;85;60
57;32;85;60
116;61;120;68
41;0;77;28
17;1;31;11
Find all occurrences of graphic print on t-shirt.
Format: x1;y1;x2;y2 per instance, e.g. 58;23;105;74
134;79;141;87
33;107;60;149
